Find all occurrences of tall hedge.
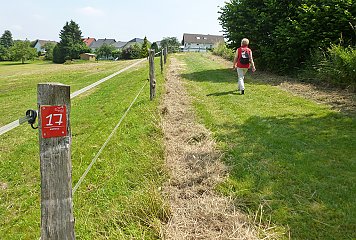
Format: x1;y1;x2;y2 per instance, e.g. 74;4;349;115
219;0;356;73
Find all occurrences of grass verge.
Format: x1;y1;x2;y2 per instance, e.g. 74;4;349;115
0;58;169;239
175;53;356;239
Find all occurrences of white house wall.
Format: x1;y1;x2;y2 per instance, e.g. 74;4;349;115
34;42;42;52
183;43;214;52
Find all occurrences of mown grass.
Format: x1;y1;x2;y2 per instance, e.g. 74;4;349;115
175;53;356;239
0;58;168;239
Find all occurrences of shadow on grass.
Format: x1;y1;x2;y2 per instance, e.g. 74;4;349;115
216;112;356;239
180;68;237;84
0;62;31;66
206;90;239;96
181;68;356;116
180;68;285;87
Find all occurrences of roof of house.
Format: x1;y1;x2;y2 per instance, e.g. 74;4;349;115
82;37;96;47
34;39;57;46
90;38;116;49
183;33;224;44
80;53;96;56
128;38;145;44
112;41;127;49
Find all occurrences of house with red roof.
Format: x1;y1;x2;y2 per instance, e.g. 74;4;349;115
82;37;96;47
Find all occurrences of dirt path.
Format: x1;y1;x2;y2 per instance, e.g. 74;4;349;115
161;57;259;239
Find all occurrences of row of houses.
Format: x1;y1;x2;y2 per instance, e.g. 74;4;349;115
33;33;225;55
82;37;148;51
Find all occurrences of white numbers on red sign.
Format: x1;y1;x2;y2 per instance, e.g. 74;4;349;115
45;114;63;126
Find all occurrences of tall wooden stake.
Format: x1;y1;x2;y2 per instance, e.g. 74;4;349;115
160;50;163;73
164;47;167;64
149;49;156;100
38;83;75;240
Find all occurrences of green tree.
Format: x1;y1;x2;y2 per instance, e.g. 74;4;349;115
53;44;64;63
10;40;37;64
53;20;88;63
140;36;150;58
151;42;159;53
0;30;14;60
112;49;122;60
42;42;56;60
0;30;14;48
122;43;141;59
219;0;356;73
96;43;116;60
160;37;180;53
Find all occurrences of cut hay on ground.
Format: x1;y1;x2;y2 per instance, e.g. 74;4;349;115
161;57;259;239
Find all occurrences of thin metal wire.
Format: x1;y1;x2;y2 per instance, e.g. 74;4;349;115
72;80;149;195
0;58;147;136
70;59;146;99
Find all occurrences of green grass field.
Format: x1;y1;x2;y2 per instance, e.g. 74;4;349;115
1;54;355;239
176;53;356;239
0;59;168;239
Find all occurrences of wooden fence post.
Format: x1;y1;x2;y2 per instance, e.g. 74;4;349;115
160;50;163;73
149;50;156;100
38;83;75;240
164;47;167;64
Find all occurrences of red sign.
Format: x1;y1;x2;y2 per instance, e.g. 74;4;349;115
41;105;67;138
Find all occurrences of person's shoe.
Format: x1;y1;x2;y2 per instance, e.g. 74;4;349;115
241;90;245;95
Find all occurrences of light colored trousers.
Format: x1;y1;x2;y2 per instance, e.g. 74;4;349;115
236;68;248;91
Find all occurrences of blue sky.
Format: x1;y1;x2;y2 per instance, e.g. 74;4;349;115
0;0;227;42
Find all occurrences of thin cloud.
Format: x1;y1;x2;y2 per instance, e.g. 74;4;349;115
79;6;104;16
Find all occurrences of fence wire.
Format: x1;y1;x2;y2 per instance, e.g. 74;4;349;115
0;58;147;136
72;79;149;194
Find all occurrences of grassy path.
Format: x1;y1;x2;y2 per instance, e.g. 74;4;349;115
174;53;356;239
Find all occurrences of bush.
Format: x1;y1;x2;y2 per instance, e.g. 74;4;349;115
122;44;141;60
302;45;356;91
53;44;64;63
212;41;235;61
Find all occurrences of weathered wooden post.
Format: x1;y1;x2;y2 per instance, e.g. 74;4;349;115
164;47;168;64
38;83;75;240
149;49;156;100
160;50;163;73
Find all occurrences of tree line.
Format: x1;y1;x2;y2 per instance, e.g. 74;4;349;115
0;30;37;63
0;20;181;64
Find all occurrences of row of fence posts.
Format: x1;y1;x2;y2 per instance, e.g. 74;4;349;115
38;47;168;239
150;47;168;101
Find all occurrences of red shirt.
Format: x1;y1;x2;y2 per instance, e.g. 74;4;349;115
236;47;251;69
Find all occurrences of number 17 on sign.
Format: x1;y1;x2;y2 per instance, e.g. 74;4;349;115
41;105;67;138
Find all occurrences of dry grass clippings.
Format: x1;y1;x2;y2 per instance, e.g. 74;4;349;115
161;57;260;240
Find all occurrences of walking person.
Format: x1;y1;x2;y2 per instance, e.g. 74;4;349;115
233;38;256;95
